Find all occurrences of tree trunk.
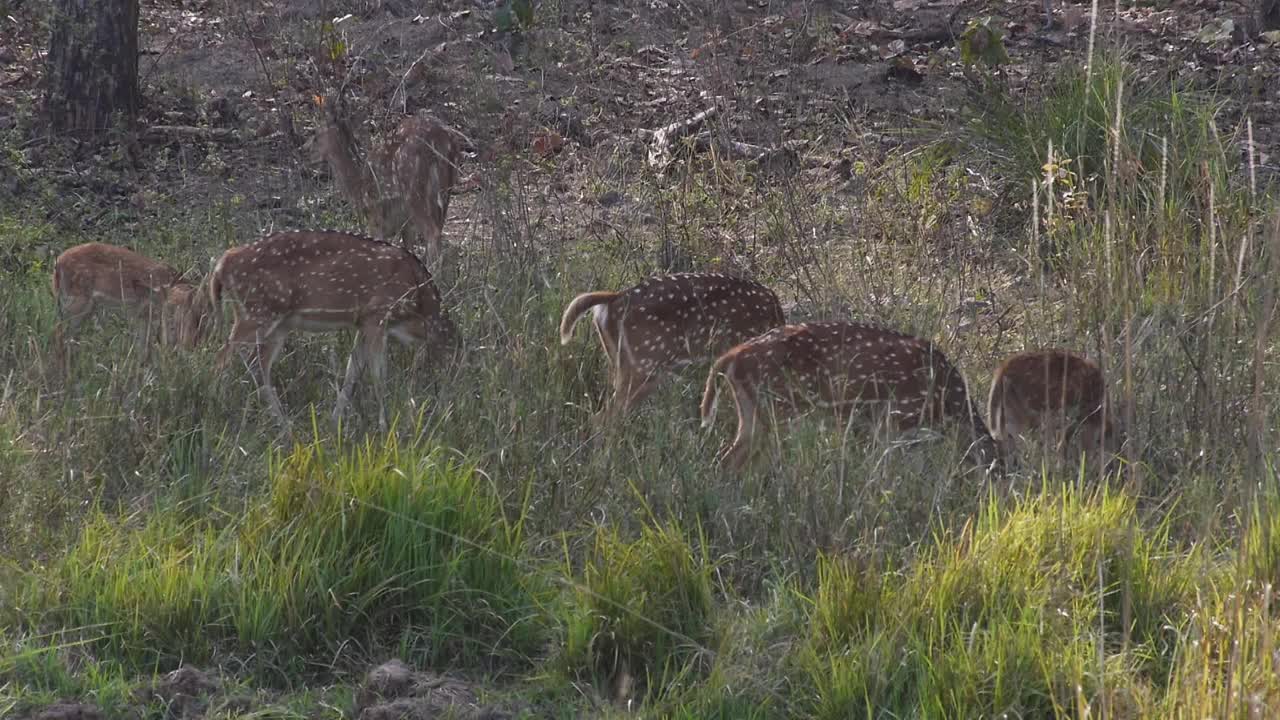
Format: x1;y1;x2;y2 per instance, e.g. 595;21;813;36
1262;0;1280;30
44;0;140;137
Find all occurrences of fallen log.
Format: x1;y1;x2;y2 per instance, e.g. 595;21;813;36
142;125;240;143
641;106;718;168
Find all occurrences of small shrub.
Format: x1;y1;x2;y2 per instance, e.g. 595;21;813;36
563;520;716;701
1160;580;1280;716
1239;482;1280;588
21;435;547;676
798;488;1201;718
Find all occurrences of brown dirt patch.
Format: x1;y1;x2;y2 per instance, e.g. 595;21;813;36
355;659;516;720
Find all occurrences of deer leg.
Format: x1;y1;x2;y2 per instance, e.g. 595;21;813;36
334;323;384;428
722;381;762;472
52;295;93;373
215;313;259;371
159;299;187;350
132;303;159;364
220;315;289;426
334;323;387;430
594;365;661;431
334;338;367;429
254;326;290;430
1074;420;1116;476
408;181;449;270
367;328;389;432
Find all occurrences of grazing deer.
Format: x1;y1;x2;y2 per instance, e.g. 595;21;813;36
700;322;1000;473
51;243;207;370
987;349;1122;468
209;230;460;430
559;273;786;431
309;101;462;269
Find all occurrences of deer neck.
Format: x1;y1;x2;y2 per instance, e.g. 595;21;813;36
323;131;383;214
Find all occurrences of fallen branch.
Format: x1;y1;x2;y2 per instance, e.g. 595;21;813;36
642;106;718;168
142;125;240;143
693;133;803;172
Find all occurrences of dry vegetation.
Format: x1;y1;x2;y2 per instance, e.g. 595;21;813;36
2;0;1280;718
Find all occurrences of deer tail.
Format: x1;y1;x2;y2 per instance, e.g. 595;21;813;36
701;352;736;427
208;262;224;307
559;291;618;345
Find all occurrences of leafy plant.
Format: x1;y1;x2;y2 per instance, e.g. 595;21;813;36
958;16;1011;69
495;0;535;33
562;520;717;701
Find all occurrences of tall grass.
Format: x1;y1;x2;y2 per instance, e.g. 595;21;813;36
561;518;717;702
800;487;1211;718
12;434;547;679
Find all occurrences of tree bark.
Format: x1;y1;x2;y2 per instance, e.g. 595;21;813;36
1262;0;1280;30
44;0;140;137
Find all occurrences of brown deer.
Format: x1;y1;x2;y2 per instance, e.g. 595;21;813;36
309;101;462;269
700;322;1000;473
987;349;1122;468
51;243;208;370
209;230;460;430
559;273;786;431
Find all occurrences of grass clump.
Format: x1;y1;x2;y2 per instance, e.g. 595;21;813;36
963;51;1230;203
1160;576;1280;717
1238;485;1280;588
798;488;1201;719
957;48;1254;292
562;519;717;702
15;434;546;678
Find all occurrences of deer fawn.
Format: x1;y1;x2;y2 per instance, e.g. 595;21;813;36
987;349;1122;468
700;322;1000;473
309;101;462;270
209;230;460;430
559;273;786;431
51;243;208;370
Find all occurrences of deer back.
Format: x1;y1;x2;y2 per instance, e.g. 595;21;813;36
726;322;988;428
387;113;461;214
54;243;182;306
601;273;785;370
211;231;454;340
988;349;1117;443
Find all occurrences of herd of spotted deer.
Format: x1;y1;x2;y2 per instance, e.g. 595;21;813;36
45;106;1122;475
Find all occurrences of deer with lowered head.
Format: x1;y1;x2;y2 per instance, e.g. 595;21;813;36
559;273;787;432
308;99;462;270
700;321;1001;473
208;229;460;431
987;349;1122;470
51;242;211;371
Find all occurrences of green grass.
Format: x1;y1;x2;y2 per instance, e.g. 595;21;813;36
798;487;1203;718
10;434;547;680
561;518;717;702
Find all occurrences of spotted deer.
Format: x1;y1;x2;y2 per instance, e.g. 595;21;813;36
559;273;786;431
51;243;208;370
987;349;1122;467
309;101;462;269
208;230;460;430
700;322;1000;473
